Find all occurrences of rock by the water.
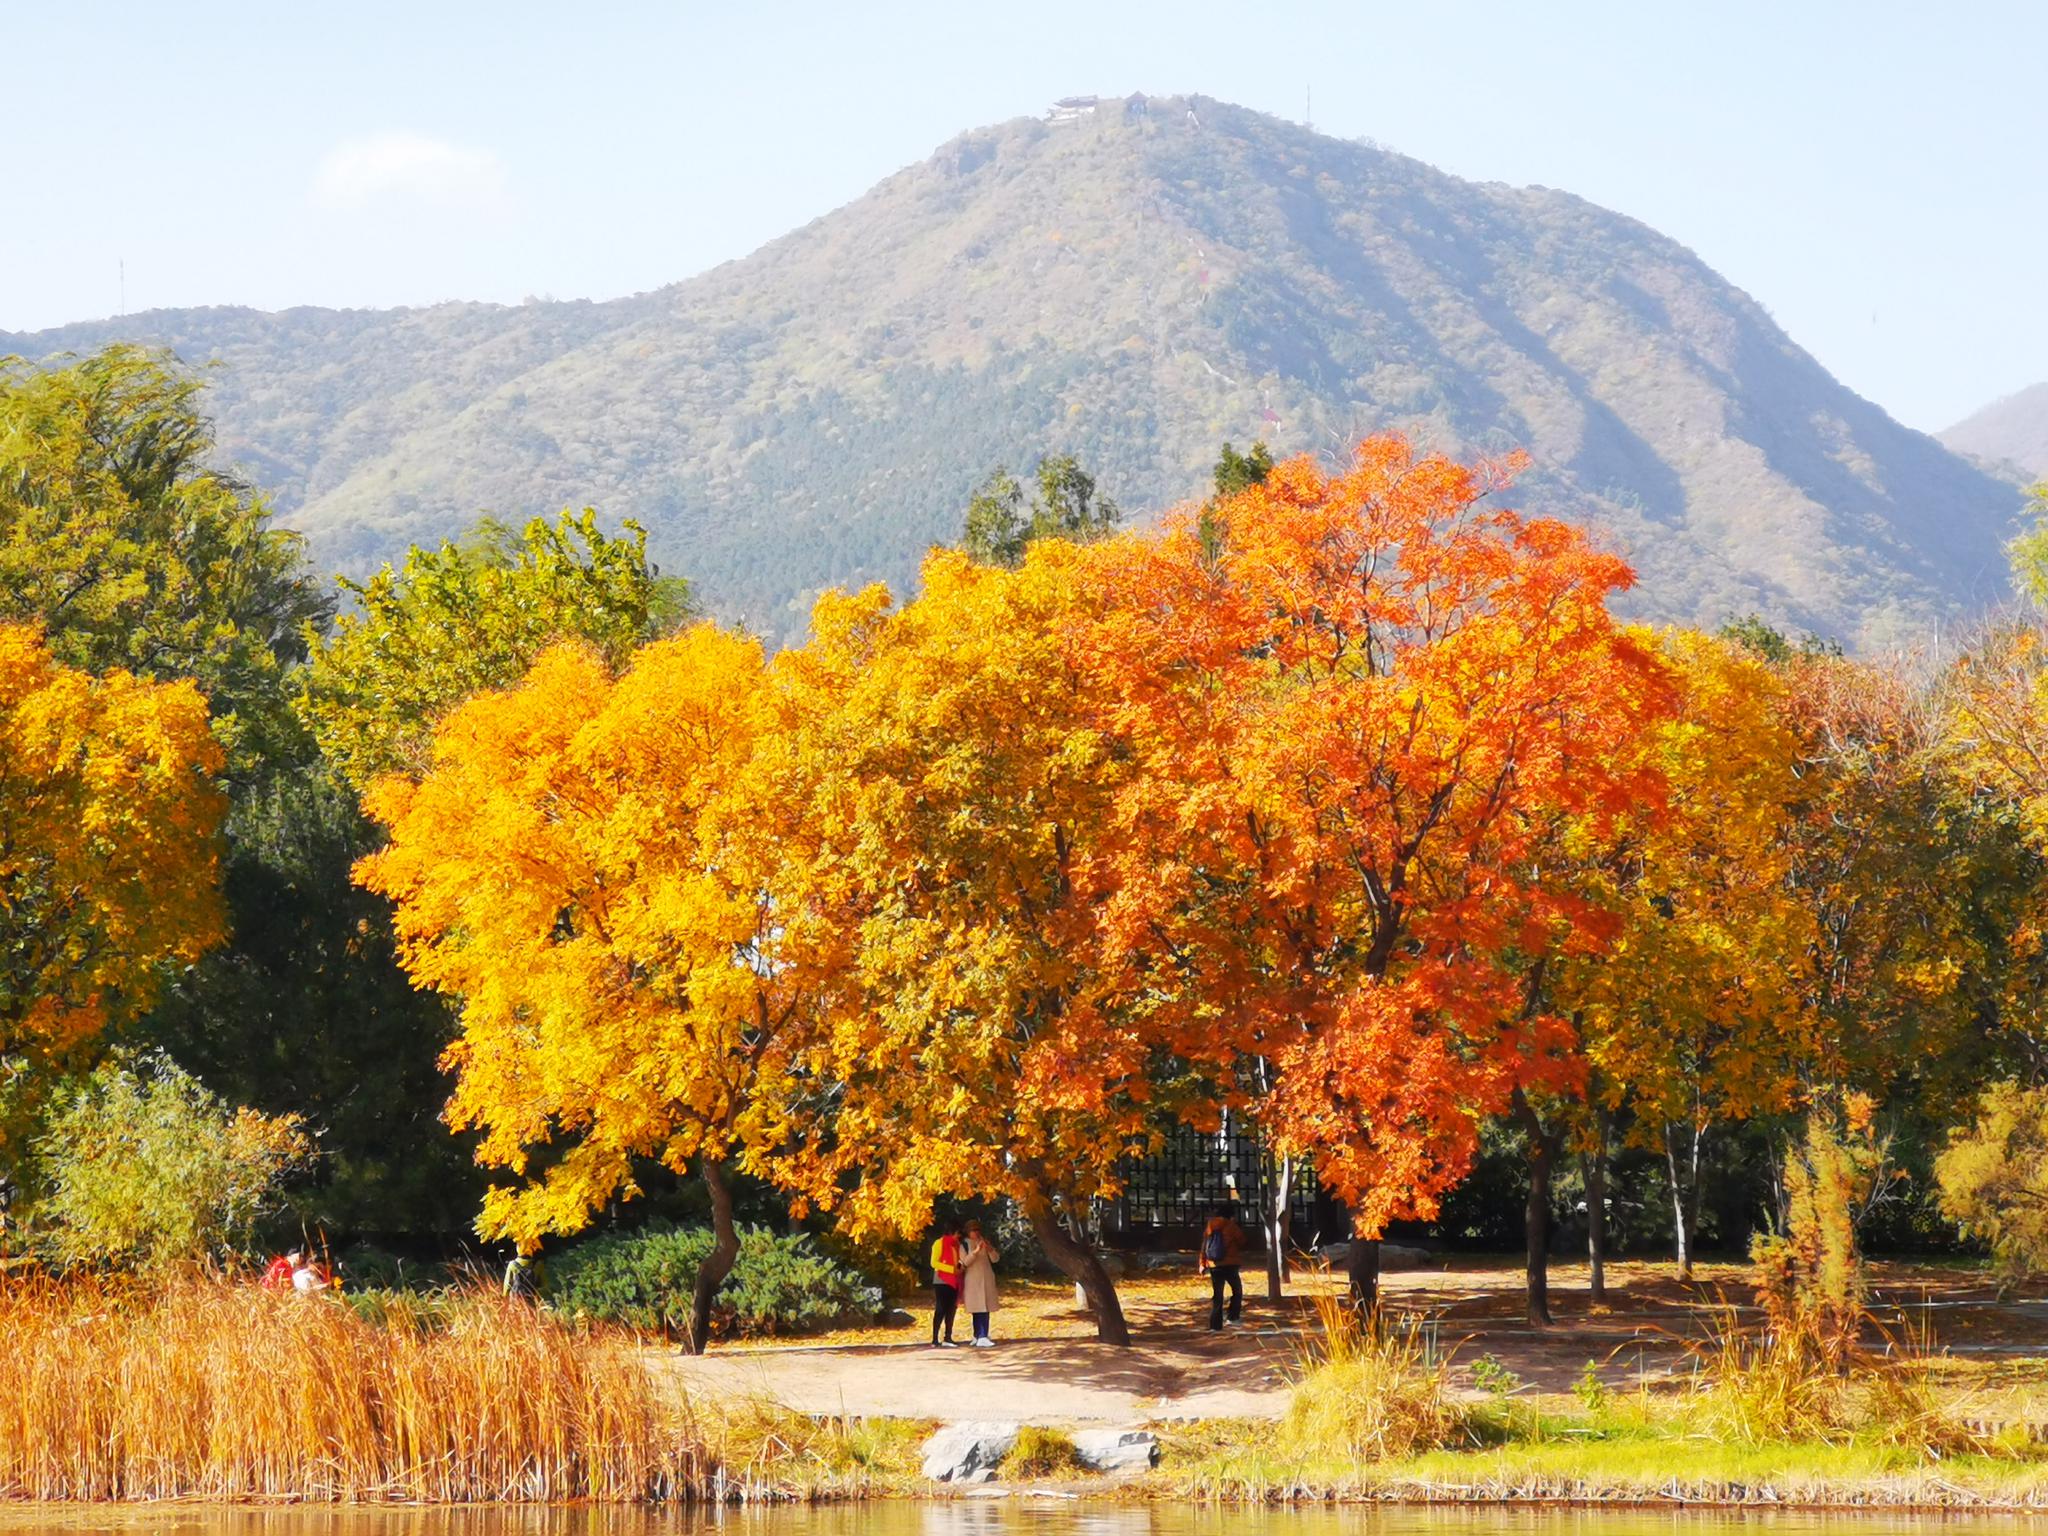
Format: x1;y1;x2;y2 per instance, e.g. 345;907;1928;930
920;1421;1020;1483
1072;1427;1160;1472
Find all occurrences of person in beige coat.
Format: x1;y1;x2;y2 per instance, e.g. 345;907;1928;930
958;1219;1001;1346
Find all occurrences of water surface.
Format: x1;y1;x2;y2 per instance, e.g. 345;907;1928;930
6;1507;2045;1536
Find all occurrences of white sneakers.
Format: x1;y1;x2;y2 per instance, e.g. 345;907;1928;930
972;1337;995;1348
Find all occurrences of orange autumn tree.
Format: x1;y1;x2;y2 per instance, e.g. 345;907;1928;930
764;551;1218;1346
358;625;810;1353
1084;437;1672;1304
0;624;226;1150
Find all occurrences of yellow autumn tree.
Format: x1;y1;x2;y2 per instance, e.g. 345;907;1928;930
1560;629;1816;1280
357;625;808;1352
763;550;1205;1345
0;624;226;1152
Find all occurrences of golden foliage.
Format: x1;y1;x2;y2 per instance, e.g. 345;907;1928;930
1564;631;1815;1144
358;625;802;1250
0;623;225;1071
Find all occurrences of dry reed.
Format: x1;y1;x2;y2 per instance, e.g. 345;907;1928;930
1684;1299;1999;1459
0;1274;708;1502
1276;1297;1473;1462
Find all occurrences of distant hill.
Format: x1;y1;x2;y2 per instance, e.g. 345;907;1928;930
4;96;2024;649
1944;383;2048;482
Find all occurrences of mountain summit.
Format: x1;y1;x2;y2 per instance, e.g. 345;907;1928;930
5;96;2023;647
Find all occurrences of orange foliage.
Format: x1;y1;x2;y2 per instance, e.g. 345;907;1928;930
1081;437;1674;1233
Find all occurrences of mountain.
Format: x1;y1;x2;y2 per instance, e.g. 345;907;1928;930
1944;384;2048;482
4;96;2024;649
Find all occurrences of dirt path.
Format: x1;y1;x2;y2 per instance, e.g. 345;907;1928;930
658;1324;1295;1424
655;1258;2048;1427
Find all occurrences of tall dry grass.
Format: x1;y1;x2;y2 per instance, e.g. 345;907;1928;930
1684;1300;1999;1459
0;1275;708;1502
1276;1297;1473;1462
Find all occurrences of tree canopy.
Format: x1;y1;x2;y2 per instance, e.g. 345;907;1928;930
300;509;691;791
0;347;330;775
0;624;226;1115
961;455;1121;568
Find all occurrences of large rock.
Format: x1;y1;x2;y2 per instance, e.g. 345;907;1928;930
1071;1428;1159;1472
1320;1240;1431;1270
920;1421;1020;1483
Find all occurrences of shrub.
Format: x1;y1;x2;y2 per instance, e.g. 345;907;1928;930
1001;1425;1083;1478
548;1225;883;1339
1471;1353;1521;1397
33;1054;313;1270
1936;1080;2048;1287
1752;1096;1879;1369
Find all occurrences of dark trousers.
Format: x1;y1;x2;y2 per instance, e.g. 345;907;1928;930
972;1310;991;1341
1208;1265;1242;1330
931;1282;958;1342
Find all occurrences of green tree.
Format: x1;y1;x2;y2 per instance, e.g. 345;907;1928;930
2008;483;2048;605
300;509;691;790
136;772;487;1235
1212;439;1273;498
33;1053;312;1270
960;455;1119;568
0;347;331;774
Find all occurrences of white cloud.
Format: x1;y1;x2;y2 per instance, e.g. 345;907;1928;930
311;133;508;212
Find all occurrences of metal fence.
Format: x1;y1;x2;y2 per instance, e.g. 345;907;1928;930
1108;1119;1320;1233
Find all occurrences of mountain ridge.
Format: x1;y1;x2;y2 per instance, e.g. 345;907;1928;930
1944;383;2048;482
4;96;2023;648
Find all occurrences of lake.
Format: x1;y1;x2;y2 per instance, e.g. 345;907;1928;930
5;1507;2044;1536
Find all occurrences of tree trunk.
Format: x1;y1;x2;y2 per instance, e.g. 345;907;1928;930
684;1157;740;1355
1525;1135;1558;1326
1510;1089;1561;1327
1025;1196;1131;1346
1264;1156;1293;1300
1347;1233;1381;1313
1586;1120;1609;1304
1664;1122;1697;1281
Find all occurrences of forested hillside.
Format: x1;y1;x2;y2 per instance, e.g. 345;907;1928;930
4;96;2022;647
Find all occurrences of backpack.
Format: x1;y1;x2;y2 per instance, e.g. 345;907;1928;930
1201;1228;1227;1264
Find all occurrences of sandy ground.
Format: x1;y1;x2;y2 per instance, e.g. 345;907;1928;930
655;1257;2048;1427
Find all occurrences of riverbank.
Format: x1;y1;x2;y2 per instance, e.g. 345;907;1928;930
659;1256;2048;1511
7;1259;2048;1510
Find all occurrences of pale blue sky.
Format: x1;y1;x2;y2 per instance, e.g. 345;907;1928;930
4;0;2041;431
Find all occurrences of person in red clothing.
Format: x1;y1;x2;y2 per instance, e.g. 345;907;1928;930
928;1219;962;1348
261;1248;303;1288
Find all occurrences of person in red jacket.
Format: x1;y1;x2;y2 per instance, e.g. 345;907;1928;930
261;1248;302;1289
928;1219;962;1348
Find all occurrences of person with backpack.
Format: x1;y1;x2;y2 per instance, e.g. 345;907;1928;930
1198;1201;1246;1331
928;1218;962;1348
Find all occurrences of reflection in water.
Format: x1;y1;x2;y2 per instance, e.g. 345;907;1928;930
4;1510;2047;1536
